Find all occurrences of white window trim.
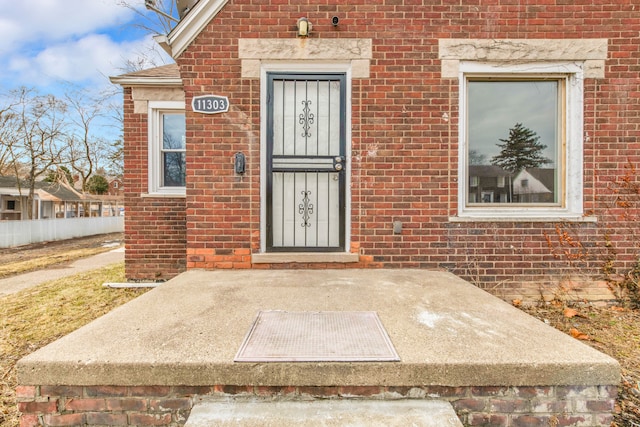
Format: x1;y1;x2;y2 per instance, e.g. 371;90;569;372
147;100;186;196
456;61;586;221
259;61;353;253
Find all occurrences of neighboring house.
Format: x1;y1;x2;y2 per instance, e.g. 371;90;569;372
108;177;124;196
0;177;26;221
467;166;555;204
0;176;123;220
111;0;638;301
0;176;83;220
92;194;125;217
467;165;513;204
512;168;555;204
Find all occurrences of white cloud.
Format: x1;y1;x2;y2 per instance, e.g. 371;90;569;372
9;34;158;86
0;0;139;54
0;0;170;91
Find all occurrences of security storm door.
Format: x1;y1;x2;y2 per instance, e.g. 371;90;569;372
267;73;346;252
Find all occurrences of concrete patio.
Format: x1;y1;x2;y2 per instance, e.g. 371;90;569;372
17;269;620;426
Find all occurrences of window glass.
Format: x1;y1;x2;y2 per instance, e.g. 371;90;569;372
467;80;560;206
161;113;186;187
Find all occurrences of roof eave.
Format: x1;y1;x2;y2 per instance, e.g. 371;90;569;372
154;34;173;57
164;0;229;58
108;76;183;87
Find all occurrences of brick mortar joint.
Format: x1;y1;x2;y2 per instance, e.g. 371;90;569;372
21;384;617;399
19;384;616;424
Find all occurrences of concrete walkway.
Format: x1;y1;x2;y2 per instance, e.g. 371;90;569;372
0;247;124;297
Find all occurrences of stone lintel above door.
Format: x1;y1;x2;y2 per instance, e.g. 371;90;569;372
239;38;372;79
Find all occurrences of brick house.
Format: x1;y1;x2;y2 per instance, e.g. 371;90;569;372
111;0;639;302
107;177;124;197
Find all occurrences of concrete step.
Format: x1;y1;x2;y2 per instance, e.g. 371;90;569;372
185;399;463;427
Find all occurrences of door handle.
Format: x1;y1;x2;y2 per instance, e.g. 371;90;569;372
333;156;345;171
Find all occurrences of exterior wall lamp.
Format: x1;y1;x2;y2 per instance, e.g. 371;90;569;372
297;17;311;37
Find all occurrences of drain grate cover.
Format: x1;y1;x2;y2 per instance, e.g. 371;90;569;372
234;311;400;362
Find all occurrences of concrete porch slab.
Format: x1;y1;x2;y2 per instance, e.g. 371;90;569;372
17;269;619;387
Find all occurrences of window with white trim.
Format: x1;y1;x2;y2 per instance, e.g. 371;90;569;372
458;62;584;219
148;101;186;195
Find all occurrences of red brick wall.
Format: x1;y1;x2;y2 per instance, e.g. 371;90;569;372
124;1;639;301
122;88;187;281
17;384;616;427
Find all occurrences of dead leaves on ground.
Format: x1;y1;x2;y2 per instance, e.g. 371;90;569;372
514;302;592;340
569;327;591;340
520;304;640;427
563;307;580;318
563;307;591;340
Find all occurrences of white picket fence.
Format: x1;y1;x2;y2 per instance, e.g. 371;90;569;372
0;217;124;248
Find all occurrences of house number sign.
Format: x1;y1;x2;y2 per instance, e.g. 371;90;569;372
192;95;229;114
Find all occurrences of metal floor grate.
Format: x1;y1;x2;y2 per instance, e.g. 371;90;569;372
234;311;400;362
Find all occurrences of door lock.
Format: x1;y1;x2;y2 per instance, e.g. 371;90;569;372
333;156;345;171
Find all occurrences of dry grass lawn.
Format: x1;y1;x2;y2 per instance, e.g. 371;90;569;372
0;263;147;427
0;247;116;279
0;233;122;279
522;303;640;427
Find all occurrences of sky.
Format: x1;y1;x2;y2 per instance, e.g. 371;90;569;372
0;0;173;134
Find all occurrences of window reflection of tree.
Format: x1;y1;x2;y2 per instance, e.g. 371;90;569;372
162;115;186;187
163;152;185;186
163;128;184;150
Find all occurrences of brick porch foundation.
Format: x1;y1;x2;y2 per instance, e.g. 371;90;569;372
17;384;616;427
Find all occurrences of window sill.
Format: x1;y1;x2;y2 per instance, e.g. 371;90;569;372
141;192;186;198
252;252;360;264
449;215;597;223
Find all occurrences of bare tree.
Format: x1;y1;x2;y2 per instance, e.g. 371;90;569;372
5;88;67;218
121;43;172;73
63;90;111;192
468;149;487;166
116;0;180;36
0;100;20;176
112;1;179;74
108;138;125;177
99;84;126;178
